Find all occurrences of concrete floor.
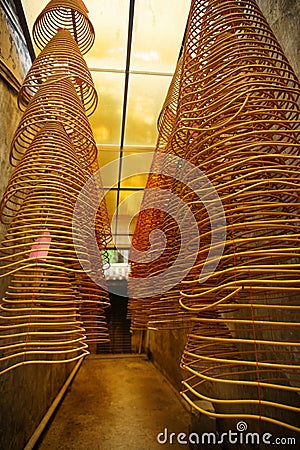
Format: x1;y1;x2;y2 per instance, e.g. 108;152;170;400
37;355;191;450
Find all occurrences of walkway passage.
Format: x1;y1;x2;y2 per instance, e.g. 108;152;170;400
37;355;191;450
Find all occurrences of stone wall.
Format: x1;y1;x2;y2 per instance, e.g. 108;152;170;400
147;327;188;391
256;0;300;79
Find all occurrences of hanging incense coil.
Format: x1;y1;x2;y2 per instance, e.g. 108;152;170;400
157;55;182;150
0;268;88;376
1;121;89;223
78;303;110;344
18;29;98;116
70;273;110;344
128;153;195;330
127;298;152;331
1;121;111;272
181;304;300;433
0;0;112;375
88;158;113;260
10;77;97;168
145;221;188;330
146;174;194;330
129;0;300;432
0;123;111;364
128;169;168;330
0;188;87;277
128;58;210;330
173;0;300;433
33;0;95;55
128;177;158;329
181;311;239;372
128;157;187;329
0;123;103;276
71;272;110;308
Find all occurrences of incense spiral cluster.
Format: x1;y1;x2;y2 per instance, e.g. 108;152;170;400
0;0;111;375
129;0;300;432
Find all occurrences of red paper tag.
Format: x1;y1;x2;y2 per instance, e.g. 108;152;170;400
75;77;83;86
29;229;51;261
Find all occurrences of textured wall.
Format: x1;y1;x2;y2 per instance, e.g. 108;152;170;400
0;3;76;450
256;0;300;79
0;363;76;450
147;328;188;391
0;0;31;85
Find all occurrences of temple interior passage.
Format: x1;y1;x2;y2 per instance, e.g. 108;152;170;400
35;356;191;450
1;1;300;449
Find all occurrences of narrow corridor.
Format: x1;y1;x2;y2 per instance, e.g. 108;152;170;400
36;356;191;450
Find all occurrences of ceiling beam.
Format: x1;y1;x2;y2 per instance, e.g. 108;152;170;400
114;0;136;241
